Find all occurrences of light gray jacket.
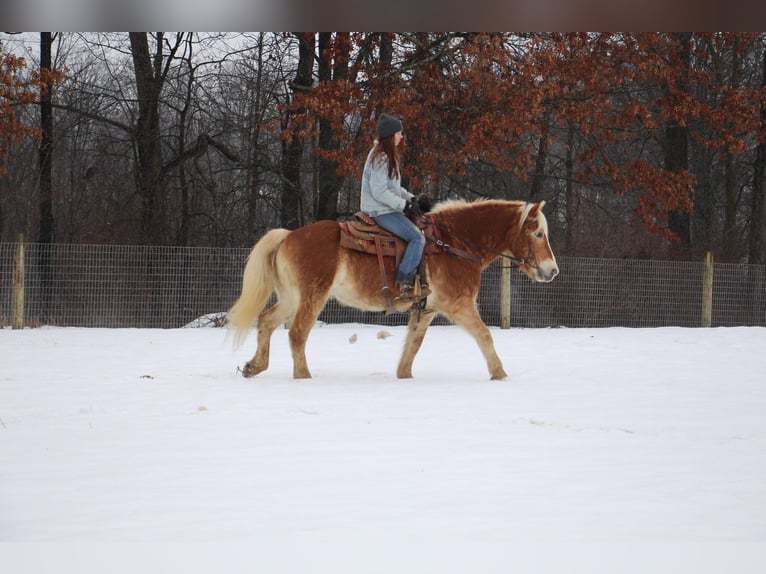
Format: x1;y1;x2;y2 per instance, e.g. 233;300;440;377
360;145;413;216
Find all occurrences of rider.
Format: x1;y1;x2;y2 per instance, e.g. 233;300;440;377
360;113;432;301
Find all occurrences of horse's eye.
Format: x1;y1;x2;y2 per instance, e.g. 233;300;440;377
535;232;544;239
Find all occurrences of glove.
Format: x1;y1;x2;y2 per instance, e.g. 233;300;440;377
416;193;432;213
404;199;423;217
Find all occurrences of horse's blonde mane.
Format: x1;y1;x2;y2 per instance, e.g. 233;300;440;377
428;198;473;214
430;197;526;214
431;198;547;232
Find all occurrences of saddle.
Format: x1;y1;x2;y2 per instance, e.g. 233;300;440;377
338;211;480;314
339;212;441;260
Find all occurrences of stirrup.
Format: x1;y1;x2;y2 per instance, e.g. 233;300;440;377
396;284;415;302
396;283;430;303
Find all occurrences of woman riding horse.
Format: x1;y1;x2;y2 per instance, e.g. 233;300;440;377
227;197;559;380
360;113;431;301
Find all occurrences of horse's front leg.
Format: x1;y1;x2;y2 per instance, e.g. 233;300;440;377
451;305;507;380
397;308;436;378
287;299;327;379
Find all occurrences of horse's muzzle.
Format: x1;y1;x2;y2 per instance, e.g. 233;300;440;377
537;263;559;282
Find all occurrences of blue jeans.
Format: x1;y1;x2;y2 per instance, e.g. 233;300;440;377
373;212;426;285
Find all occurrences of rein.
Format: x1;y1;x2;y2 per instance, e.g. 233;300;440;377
431;218;539;270
422;216;481;264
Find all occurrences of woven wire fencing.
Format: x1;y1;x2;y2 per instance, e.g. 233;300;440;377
2;242;765;328
1;243;248;328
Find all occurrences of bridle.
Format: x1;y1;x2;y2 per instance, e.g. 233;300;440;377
503;228;540;270
431;218;541;270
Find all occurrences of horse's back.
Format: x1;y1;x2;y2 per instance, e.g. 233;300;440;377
281;220;340;257
277;220;342;286
283;219;337;236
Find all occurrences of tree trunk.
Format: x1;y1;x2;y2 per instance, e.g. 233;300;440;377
175;34;194;247
666;33;692;250
750;45;766;265
529;107;551;200
38;32;54;321
379;33;393;74
721;155;738;260
564;124;577;251
247;34;266;245
666;124;690;248
315;32;349;221
39;32;54;246
130;32;166;245
280;32;314;229
721;45;742;261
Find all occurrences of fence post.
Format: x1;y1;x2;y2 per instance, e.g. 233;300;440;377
702;251;713;328
12;234;25;330
500;262;511;329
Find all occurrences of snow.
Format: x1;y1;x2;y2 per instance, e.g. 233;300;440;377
1;323;765;572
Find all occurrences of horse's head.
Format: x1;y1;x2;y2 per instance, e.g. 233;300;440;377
513;201;559;283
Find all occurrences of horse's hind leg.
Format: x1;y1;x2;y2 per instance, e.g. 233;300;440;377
397;309;437;379
243;302;293;377
451;305;507;380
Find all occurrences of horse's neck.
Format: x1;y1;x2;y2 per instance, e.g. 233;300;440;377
441;204;518;254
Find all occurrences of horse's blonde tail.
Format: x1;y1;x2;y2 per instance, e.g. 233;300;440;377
227;228;291;348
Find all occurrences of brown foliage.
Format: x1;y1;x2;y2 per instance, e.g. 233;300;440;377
285;33;766;249
0;43;42;175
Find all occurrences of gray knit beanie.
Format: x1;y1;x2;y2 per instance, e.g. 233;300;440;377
377;113;403;139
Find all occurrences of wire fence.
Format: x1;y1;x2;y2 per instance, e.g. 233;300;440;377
2;242;765;329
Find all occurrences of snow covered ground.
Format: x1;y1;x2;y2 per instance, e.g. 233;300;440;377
1;323;765;572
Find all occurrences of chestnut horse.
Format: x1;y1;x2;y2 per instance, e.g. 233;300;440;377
227;199;558;380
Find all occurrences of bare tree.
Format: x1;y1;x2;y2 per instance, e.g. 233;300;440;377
130;32;186;244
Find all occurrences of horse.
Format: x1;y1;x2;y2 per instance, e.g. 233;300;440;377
227;199;558;380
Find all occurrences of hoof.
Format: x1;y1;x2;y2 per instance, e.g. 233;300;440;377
241;362;264;378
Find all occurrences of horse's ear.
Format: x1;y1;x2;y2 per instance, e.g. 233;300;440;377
530;200;546;216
